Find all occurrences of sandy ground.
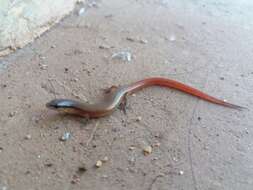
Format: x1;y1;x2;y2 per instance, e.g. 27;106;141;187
0;0;253;189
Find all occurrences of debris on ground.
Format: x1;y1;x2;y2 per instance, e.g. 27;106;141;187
95;160;103;168
143;146;152;156
88;1;99;8
99;44;111;49
44;163;53;167
101;156;109;162
77;164;87;174
179;170;184;175
126;36;148;44
38;63;48;70
24;134;32;140
136;116;142;122
71;174;80;184
153;142;160;147
139;39;148;44
126;37;135;42
78;7;86;16
129;146;135;151
166;34;176;42
60;132;71;141
64;68;69;73
8;112;16;117
1;84;7;88
112;51;132;62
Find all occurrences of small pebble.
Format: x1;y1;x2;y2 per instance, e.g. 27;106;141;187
179;170;184;175
102;156;109;162
112;51;132;62
78;7;86;16
78;164;87;174
99;44;111;49
128;157;135;164
126;37;135;42
153;142;161;147
197;117;201;121
1;84;7;88
8;112;16;117
39;55;46;60
64;68;69;73
39;64;48;70
25;134;32;140
129;146;135;150
139;39;148;44
95;160;103;168
154;133;162;138
60;132;71;141
71;174;80;184
71;78;79;82
45;163;53;167
169;35;176;41
143;146;152;156
136;116;142;122
220;77;225;80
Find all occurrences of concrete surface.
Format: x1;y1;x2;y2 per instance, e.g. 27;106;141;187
0;0;86;56
0;0;253;189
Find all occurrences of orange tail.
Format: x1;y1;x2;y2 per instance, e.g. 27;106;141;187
126;77;245;110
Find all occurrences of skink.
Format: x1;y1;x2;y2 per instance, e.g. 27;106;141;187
46;77;244;118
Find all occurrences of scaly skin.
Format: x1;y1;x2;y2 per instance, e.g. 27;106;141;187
46;77;244;118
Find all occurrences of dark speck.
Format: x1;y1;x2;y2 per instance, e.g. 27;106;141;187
77;165;87;174
8;112;15;117
64;68;69;73
45;163;53;167
197;117;201;121
219;77;225;80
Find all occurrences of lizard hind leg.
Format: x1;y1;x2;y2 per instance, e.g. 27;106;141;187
119;96;128;114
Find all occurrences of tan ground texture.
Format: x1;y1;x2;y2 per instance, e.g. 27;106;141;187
0;0;253;190
0;0;85;56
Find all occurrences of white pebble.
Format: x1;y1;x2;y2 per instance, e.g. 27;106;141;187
143;146;152;155
78;7;86;16
169;35;176;41
95;160;103;168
